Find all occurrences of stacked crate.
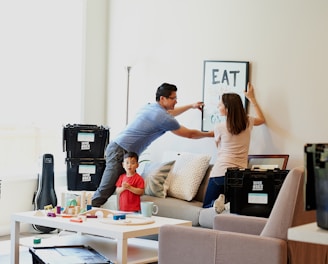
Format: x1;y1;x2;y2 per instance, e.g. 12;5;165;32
63;124;110;191
225;167;289;218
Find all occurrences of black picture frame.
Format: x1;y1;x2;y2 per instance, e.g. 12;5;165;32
201;60;249;131
247;154;289;170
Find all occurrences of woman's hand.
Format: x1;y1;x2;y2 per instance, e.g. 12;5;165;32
244;82;256;103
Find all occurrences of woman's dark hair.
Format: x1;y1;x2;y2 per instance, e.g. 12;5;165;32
155;83;177;101
222;93;248;135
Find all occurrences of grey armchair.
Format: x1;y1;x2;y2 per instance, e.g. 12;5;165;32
158;167;315;264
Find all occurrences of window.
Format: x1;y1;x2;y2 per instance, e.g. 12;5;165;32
0;0;84;176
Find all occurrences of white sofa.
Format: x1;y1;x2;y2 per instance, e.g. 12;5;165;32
140;151;215;227
141;164;213;226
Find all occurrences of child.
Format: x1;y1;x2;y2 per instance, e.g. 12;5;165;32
115;152;145;212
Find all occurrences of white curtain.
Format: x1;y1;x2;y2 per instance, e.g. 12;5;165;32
0;0;84;176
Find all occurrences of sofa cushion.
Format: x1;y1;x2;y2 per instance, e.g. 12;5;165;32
141;195;203;226
194;165;212;203
167;152;211;201
142;160;175;198
199;207;230;228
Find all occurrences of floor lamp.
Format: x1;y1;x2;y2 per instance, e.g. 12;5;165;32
126;66;131;125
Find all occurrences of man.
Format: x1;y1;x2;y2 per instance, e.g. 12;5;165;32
92;83;214;207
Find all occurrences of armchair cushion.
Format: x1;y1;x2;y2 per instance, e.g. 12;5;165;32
213;214;267;235
159;225;287;264
216;230;287;264
159;225;219;264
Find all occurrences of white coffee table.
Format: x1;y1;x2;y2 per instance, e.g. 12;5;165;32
11;210;192;264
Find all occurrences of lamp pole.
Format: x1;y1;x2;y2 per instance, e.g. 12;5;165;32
126;66;131;125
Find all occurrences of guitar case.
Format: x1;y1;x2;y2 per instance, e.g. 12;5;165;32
33;153;57;233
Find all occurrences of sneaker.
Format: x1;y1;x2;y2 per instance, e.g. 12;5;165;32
214;194;225;214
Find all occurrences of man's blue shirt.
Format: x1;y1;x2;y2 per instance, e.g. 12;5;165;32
114;103;180;154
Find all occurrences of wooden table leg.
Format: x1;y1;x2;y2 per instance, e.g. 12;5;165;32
10;219;20;264
117;237;128;264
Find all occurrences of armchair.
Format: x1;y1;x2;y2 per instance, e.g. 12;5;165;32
158;167;315;264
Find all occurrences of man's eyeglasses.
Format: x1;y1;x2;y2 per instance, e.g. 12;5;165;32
167;96;177;100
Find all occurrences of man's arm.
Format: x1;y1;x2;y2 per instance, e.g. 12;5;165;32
168;102;204;116
171;125;214;139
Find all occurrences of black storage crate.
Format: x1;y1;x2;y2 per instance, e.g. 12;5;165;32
63;124;109;158
225;168;289;217
29;245;112;264
66;158;106;191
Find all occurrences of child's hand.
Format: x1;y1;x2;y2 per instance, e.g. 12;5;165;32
122;182;130;189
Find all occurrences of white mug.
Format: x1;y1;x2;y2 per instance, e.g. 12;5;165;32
141;201;158;217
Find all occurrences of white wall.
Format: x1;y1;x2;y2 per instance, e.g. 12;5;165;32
1;0;326;236
103;0;328;168
0;173;66;236
82;0;109;124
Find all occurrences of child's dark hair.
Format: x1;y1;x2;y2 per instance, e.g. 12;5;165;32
123;151;139;162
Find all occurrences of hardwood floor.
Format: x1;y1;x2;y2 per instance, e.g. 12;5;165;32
0;232;58;264
0;235;32;263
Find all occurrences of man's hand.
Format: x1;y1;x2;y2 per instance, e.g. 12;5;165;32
169;102;204;116
192;101;204;111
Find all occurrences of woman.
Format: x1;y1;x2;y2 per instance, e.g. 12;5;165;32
203;83;265;212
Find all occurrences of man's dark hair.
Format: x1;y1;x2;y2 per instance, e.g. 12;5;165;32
123;151;139;162
155;83;177;101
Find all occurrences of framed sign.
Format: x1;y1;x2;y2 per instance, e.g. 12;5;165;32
201;60;249;131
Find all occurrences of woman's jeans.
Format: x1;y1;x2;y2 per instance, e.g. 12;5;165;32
202;176;225;208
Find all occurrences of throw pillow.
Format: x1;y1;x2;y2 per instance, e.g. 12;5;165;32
141;160;175;198
167;152;211;201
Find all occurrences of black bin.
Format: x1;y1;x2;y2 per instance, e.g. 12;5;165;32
225;168;289;217
66;158;106;191
29;245;112;264
63;124;109;158
310;144;328;229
